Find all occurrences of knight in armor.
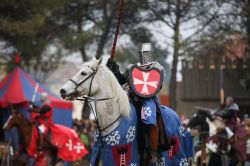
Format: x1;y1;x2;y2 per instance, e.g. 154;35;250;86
224;97;239;121
29;92;53;147
215;96;240;131
107;43;170;165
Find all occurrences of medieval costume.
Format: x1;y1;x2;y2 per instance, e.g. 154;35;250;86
106;43;193;166
29;93;88;162
215;102;239;132
213;99;249;165
29;93;53;136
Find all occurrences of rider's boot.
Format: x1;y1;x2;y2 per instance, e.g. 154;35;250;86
37;133;43;152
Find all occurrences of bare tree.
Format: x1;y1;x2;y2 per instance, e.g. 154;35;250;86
146;0;219;110
55;0;148;61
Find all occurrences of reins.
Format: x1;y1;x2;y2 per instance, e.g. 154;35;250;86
76;96;112;102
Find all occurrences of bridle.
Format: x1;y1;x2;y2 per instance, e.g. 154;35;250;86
69;67;113;102
69;66;121;145
69;67;97;96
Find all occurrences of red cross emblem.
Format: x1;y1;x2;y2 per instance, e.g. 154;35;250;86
129;64;163;98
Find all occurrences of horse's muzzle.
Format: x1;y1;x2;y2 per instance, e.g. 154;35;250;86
60;89;78;100
60;89;67;99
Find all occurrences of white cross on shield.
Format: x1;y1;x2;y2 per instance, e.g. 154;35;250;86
129;64;163;98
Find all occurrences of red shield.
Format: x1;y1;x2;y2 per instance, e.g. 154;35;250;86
129;64;163;98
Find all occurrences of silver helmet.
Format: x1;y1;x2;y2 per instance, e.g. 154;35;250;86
138;43;156;65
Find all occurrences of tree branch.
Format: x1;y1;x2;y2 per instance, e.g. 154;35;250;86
147;6;174;29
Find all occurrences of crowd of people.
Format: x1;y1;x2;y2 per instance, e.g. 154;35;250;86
72;95;250;165
28;87;248;165
72;118;96;161
187;96;250;166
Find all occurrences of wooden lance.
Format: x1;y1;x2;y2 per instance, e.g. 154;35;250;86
110;0;125;60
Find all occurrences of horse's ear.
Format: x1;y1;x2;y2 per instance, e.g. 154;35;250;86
11;108;17;115
97;57;103;66
91;56;97;62
92;57;103;68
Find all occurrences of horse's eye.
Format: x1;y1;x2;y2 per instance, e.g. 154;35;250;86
81;71;87;76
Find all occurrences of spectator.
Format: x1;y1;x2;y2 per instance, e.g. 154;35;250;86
80;128;89;146
225;96;234;109
72;117;97;163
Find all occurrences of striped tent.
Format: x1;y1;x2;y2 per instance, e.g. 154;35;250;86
0;67;73;127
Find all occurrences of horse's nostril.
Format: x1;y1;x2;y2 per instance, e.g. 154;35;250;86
60;89;67;98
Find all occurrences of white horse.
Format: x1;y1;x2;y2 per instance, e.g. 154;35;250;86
60;57;191;166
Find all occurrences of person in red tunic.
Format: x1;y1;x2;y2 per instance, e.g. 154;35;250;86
39;93;52;131
29;93;88;161
29;92;53;146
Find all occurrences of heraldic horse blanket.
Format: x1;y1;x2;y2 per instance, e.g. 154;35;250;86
60;57;193;166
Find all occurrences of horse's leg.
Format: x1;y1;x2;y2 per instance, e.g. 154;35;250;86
221;154;229;166
194;150;201;165
41;138;58;166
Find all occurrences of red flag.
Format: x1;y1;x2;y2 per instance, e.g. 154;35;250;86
26;124;87;162
50;124;88;161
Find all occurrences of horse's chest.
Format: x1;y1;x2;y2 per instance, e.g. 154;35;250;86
91;108;139;166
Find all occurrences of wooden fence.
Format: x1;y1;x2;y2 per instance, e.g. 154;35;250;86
181;58;250;101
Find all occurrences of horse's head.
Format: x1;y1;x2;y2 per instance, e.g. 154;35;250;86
189;109;216;138
60;57;130;120
3;110;23;130
60;57;103;100
188;109;214;128
188;113;203;129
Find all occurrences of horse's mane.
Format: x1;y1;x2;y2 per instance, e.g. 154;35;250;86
97;65;130;117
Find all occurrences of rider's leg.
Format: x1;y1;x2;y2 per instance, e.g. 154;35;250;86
148;124;159;164
139;123;151;166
